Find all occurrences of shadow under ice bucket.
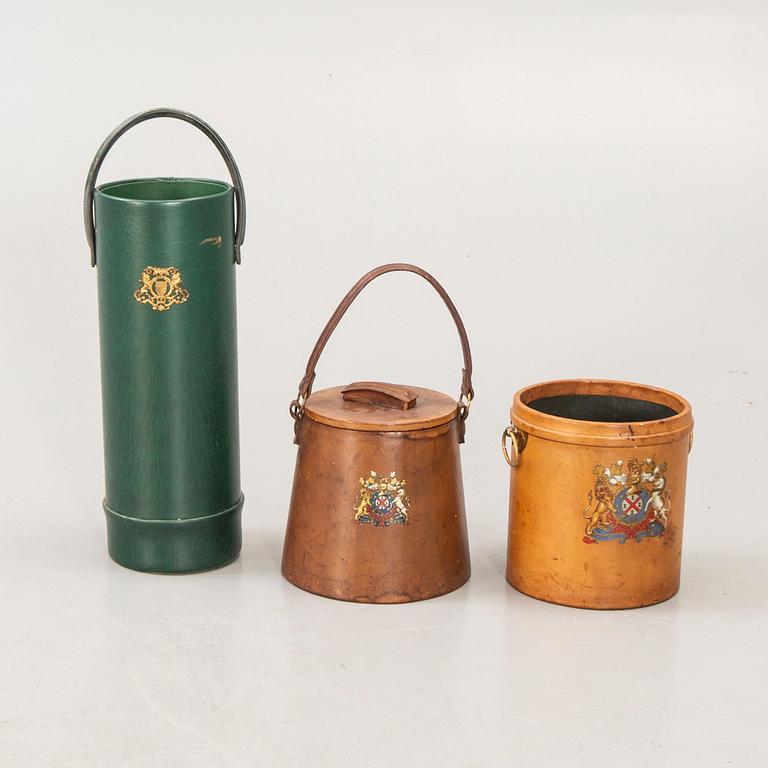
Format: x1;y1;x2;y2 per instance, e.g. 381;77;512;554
84;108;245;573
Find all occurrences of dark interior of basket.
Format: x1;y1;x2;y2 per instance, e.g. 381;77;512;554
527;394;678;423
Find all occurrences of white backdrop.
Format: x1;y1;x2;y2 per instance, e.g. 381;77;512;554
1;2;766;766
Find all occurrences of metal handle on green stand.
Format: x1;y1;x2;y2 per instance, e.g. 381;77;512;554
84;107;246;266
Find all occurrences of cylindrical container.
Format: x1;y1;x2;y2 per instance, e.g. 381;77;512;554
502;379;693;609
84;108;246;573
283;263;474;603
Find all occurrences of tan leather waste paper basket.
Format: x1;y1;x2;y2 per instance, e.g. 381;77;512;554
502;379;693;609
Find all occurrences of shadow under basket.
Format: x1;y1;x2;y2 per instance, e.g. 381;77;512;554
502;379;693;609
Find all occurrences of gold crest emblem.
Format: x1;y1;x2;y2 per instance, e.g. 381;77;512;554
134;266;189;311
354;471;410;527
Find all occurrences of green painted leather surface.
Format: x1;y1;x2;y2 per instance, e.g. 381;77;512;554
95;177;242;572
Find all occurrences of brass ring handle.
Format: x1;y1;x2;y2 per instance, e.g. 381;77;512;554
84;107;246;267
501;425;526;467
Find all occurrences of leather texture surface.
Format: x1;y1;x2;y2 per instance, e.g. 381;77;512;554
95;178;242;572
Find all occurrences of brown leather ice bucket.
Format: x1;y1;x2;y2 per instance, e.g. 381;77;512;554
283;263;474;603
502;379;693;609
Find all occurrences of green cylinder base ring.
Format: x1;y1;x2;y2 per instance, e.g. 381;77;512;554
104;495;244;574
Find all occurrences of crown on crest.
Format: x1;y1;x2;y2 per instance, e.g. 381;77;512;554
358;470;407;493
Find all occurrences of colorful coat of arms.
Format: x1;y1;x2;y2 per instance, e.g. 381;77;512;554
354;471;410;527
582;458;670;544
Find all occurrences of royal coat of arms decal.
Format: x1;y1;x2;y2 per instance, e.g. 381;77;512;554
134;266;189;311
354;471;410;526
582;458;670;544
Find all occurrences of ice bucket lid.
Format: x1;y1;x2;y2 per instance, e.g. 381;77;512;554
303;381;458;432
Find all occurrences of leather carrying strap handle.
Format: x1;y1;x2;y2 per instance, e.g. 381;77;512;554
84;107;246;267
290;263;474;442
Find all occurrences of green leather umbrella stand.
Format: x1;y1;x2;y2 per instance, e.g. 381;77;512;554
84;108;245;573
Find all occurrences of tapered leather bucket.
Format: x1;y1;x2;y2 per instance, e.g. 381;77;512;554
84;108;245;573
282;264;474;603
502;380;693;609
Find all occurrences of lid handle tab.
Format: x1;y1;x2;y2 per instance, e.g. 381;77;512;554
341;381;419;410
